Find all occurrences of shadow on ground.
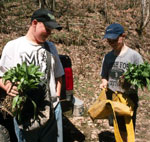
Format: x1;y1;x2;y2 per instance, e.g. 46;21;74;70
61;100;85;142
98;131;115;142
63;114;85;142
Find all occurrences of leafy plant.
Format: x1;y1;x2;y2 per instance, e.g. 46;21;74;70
2;62;44;122
121;62;150;90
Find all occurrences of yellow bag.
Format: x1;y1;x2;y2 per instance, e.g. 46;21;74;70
88;88;135;142
88;88;134;119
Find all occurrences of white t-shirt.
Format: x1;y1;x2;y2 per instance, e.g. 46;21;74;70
0;36;64;98
0;36;64;130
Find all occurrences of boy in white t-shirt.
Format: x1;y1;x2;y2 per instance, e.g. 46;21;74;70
0;9;64;142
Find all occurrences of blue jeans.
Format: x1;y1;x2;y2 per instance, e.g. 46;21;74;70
14;119;25;142
14;103;63;142
55;103;63;142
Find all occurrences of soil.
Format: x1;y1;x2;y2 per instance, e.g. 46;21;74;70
0;0;150;141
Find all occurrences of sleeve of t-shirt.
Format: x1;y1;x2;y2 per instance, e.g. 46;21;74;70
100;56;109;80
0;41;14;77
133;51;144;65
48;42;64;78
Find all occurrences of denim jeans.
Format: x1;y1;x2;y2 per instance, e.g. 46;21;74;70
14;118;26;142
14;103;63;142
55;103;63;142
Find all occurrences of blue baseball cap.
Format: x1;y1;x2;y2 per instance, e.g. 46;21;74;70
103;23;124;39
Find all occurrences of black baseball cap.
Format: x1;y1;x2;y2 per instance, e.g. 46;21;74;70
31;9;62;31
103;23;124;39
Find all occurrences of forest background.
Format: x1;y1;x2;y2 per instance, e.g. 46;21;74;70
0;0;150;141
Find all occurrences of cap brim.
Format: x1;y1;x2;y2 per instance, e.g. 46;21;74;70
103;34;119;39
44;21;62;31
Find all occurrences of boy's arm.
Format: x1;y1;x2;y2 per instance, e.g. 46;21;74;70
100;55;109;89
55;77;62;97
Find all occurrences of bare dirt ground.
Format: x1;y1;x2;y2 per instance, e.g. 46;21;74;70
0;0;150;142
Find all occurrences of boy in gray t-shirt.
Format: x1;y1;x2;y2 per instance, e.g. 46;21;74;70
100;23;143;142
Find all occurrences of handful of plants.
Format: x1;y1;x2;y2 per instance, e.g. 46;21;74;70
120;62;150;91
1;62;44;122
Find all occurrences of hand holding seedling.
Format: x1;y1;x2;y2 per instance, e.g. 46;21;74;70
4;80;19;97
2;62;44;121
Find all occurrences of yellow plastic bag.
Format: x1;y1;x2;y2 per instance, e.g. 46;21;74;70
88;88;134;119
88;88;135;142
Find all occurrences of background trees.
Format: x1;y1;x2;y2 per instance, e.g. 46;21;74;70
0;1;150;141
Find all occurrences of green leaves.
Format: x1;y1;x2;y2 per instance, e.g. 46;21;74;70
3;62;44;92
12;95;19;110
2;62;44;122
123;61;150;90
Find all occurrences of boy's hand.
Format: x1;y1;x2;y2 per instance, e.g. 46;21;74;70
100;79;108;89
4;81;19;96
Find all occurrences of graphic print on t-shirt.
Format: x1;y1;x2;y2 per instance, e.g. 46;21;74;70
20;47;47;75
108;61;128;88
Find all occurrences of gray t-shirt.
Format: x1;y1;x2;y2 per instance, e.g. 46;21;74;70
100;47;143;93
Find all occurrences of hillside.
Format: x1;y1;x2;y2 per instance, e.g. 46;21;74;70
0;0;150;141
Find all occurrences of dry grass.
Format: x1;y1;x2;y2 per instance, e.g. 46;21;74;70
0;0;150;141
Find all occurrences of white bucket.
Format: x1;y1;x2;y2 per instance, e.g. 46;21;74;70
72;97;84;117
